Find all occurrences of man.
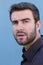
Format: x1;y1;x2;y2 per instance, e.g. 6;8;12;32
9;2;43;65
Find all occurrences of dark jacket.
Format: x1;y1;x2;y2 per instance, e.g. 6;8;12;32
21;35;43;65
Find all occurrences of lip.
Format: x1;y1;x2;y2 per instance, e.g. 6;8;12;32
17;33;25;38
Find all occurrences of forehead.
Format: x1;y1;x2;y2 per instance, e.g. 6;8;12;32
11;9;34;21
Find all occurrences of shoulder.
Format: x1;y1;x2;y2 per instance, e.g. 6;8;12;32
32;36;43;65
32;47;43;65
34;35;43;60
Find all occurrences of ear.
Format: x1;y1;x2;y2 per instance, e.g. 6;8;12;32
36;20;41;31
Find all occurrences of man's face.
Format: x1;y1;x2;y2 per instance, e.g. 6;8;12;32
11;9;37;45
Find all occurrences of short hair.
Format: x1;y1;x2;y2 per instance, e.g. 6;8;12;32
9;2;40;23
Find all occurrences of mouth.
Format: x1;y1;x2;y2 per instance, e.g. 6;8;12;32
17;33;25;38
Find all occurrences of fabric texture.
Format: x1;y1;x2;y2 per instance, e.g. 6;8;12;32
21;35;43;65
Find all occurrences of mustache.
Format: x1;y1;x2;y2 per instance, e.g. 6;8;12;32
16;31;27;35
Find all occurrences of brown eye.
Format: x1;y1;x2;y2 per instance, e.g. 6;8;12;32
12;21;18;25
23;20;29;23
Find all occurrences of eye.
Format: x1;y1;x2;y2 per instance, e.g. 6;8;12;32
23;20;29;23
12;20;18;25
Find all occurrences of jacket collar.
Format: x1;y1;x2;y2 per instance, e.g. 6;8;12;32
22;35;43;62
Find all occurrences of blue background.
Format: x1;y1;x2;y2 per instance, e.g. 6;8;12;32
0;0;43;65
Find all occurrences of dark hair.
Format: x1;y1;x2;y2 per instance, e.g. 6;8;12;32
9;2;40;22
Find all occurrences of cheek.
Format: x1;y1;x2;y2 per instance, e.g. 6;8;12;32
12;26;16;34
25;24;35;33
25;24;33;30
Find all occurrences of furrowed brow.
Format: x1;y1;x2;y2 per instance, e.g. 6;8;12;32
12;20;18;22
12;18;30;22
21;18;30;21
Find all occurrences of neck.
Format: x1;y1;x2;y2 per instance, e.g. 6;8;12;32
24;33;41;51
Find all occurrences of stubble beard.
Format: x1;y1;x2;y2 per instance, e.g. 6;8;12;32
13;27;36;46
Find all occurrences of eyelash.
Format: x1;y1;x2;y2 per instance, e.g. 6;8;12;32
12;20;29;25
12;21;18;24
24;20;28;23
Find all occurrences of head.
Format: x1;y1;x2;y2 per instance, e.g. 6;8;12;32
9;2;41;46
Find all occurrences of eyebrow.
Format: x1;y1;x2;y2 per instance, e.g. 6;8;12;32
12;18;31;22
21;18;31;21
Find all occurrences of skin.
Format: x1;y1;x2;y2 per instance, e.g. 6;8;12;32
11;9;41;51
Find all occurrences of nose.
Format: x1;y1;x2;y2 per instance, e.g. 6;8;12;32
17;21;24;30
